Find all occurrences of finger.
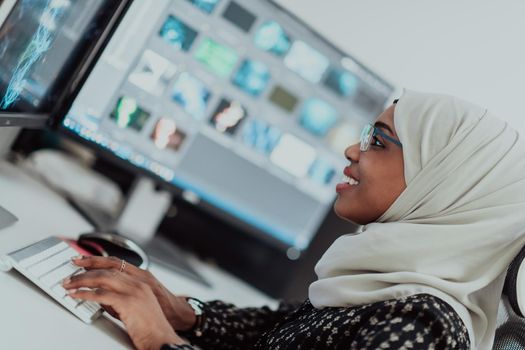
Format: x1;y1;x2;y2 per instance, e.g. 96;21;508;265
73;256;143;278
74;256;155;287
68;288;120;307
72;256;123;271
63;269;133;293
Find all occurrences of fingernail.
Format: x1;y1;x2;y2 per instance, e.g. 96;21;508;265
67;289;78;294
62;278;71;285
71;255;83;263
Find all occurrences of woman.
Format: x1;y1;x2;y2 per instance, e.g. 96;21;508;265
62;90;525;349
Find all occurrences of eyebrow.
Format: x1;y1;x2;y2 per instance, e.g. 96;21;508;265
374;121;395;136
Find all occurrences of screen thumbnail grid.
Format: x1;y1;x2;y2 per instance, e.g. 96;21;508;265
63;0;394;250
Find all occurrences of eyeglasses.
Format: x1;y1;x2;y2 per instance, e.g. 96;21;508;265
360;123;403;152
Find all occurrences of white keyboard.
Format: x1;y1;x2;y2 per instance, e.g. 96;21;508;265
6;236;102;323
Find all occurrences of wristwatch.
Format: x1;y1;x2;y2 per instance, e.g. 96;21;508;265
186;297;205;337
160;344;194;349
160;344;180;350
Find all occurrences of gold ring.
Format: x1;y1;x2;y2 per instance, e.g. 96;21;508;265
119;259;126;273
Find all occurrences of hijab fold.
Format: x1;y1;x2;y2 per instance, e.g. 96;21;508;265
309;90;525;349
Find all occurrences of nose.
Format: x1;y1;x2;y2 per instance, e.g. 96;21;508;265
345;142;360;163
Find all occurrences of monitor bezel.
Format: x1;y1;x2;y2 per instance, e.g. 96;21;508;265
0;0;47;128
48;0;134;129
0;0;133;128
53;0;397;252
0;113;48;128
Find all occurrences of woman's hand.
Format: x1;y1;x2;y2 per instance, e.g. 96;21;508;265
71;256;197;331
62;268;186;350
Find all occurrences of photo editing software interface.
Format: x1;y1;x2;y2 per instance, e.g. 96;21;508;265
63;0;394;250
0;0;107;113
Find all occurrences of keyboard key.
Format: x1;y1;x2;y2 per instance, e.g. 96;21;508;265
40;262;81;287
52;284;68;298
64;295;82;308
17;241;69;269
28;248;79;278
8;236;102;324
83;301;101;313
9;237;62;264
77;304;99;322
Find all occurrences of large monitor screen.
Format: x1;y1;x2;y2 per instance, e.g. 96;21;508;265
0;0;125;117
61;0;394;251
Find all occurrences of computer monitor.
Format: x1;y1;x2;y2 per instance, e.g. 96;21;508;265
58;0;395;252
0;0;130;128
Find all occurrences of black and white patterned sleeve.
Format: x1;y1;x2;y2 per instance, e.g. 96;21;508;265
179;299;300;350
350;294;470;350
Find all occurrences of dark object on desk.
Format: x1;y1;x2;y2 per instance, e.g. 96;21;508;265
64;195;210;287
77;232;149;270
77;232;211;288
143;234;211;288
0;204;18;231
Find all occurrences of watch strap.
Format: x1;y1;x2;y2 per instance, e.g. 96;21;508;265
185;297;205;337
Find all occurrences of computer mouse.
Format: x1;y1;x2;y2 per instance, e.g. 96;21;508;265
77;232;149;270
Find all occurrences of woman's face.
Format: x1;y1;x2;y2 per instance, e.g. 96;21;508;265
334;104;406;225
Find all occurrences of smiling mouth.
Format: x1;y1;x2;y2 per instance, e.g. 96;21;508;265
341;174;359;186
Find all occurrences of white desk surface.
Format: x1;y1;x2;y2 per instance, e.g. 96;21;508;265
0;162;275;349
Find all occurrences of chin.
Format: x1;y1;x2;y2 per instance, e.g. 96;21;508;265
333;202;370;226
333;203;358;225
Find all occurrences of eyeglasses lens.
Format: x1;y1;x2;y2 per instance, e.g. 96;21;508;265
360;124;374;152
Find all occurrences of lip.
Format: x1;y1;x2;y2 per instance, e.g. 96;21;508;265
343;166;360;181
336;166;360;194
336;182;355;194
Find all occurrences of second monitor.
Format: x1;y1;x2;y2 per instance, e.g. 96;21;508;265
59;0;394;253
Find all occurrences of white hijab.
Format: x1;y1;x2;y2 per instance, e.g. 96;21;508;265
309;90;525;349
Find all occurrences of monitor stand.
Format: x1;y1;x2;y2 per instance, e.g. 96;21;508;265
0;204;17;231
142;234;211;287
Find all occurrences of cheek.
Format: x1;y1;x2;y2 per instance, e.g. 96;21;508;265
361;157;400;205
370;158;405;206
334;152;405;223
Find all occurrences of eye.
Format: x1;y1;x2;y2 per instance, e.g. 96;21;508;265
372;135;385;148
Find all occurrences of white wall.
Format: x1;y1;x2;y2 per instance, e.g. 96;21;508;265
275;0;525;133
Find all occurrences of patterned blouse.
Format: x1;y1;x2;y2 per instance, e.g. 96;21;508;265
164;293;470;350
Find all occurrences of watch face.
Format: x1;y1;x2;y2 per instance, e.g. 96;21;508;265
187;298;204;315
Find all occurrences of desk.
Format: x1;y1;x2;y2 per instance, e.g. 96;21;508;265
0;162;275;349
